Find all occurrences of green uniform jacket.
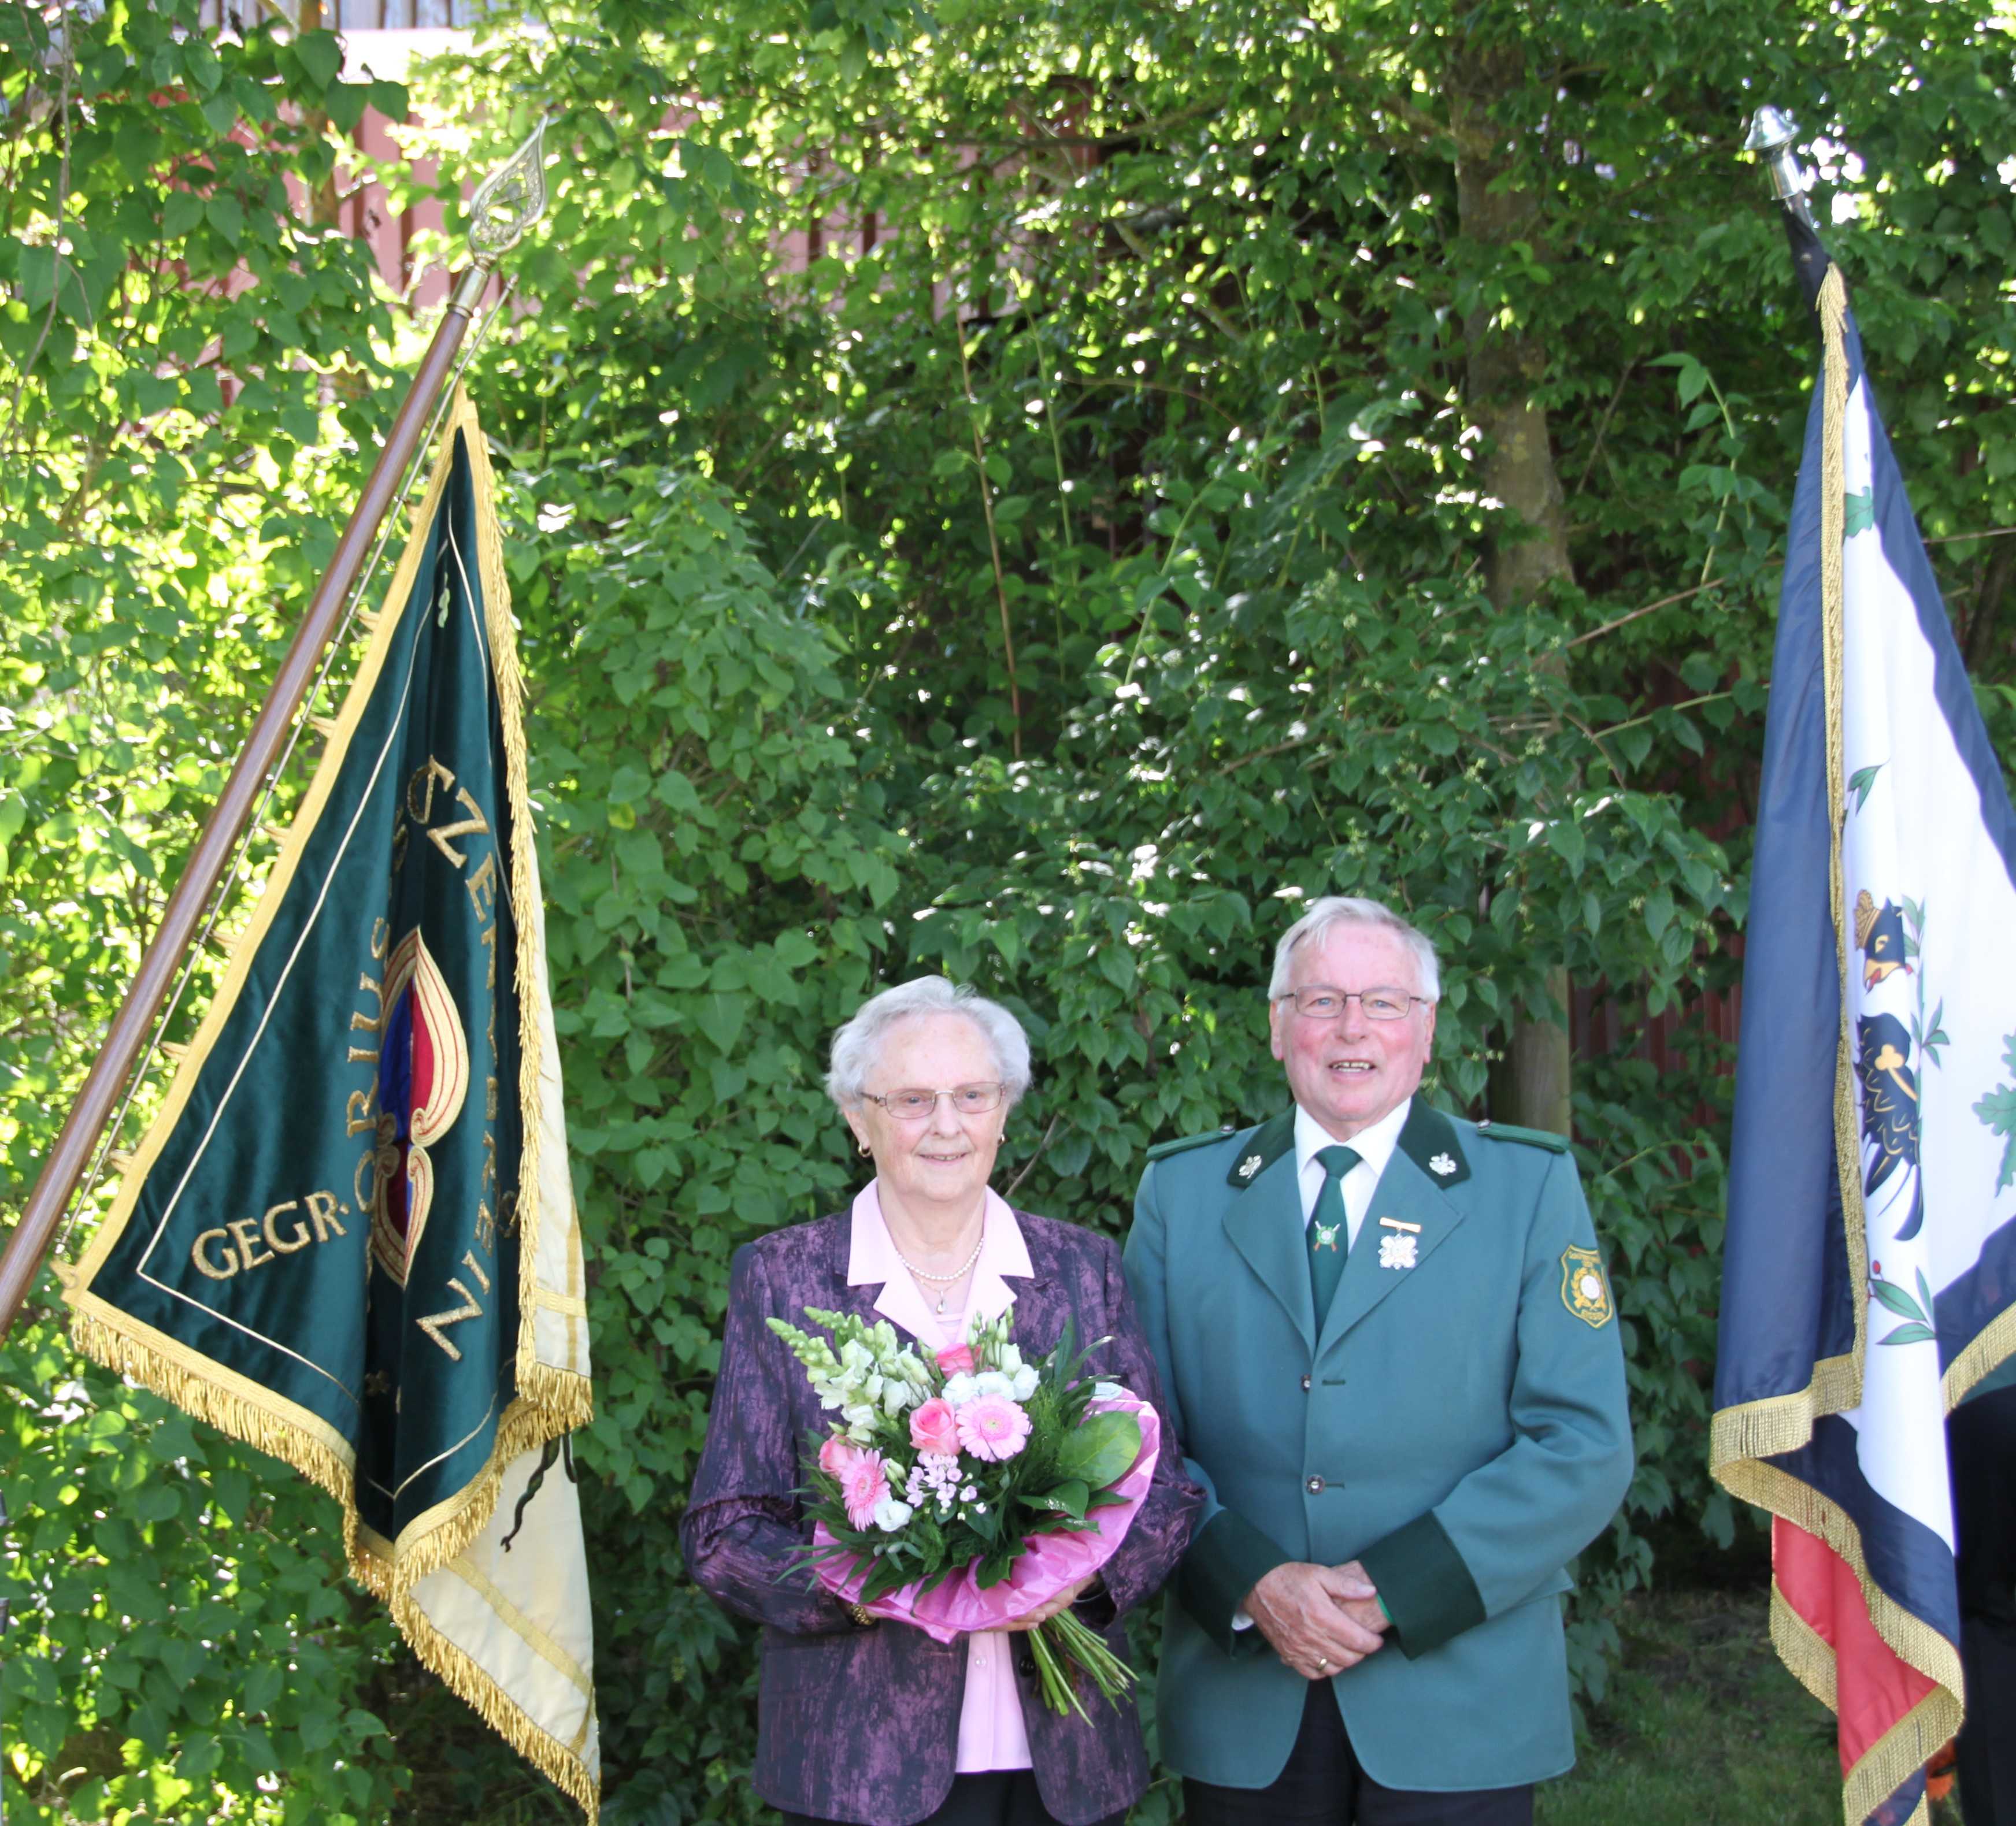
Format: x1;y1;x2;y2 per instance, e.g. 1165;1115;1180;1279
1124;1101;1633;1794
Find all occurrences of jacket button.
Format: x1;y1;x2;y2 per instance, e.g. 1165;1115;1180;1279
1306;1475;1325;1494
1300;1374;1313;1391
1015;1650;1036;1678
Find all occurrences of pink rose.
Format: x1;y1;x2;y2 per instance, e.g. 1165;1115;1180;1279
909;1398;961;1457
955;1394;1031;1463
935;1343;976;1376
837;1449;890;1530
818;1434;855;1478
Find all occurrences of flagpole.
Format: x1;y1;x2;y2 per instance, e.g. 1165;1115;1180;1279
1743;104;1833;311
0;121;550;1341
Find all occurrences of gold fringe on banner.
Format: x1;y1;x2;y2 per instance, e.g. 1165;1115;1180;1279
394;1585;601;1818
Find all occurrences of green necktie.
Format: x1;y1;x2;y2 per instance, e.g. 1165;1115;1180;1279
1307;1144;1359;1328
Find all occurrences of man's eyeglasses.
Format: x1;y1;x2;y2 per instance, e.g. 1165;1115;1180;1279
860;1083;1006;1120
1276;986;1432;1023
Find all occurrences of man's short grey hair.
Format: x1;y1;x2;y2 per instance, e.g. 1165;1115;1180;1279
826;978;1034;1109
1266;896;1441;1002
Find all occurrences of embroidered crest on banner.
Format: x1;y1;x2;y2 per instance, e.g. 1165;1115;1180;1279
368;927;472;1287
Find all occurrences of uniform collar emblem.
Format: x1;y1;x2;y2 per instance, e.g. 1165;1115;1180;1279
1429;1152;1457;1177
1237;1154;1262;1180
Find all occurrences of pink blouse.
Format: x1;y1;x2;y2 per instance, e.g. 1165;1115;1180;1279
847;1182;1035;1774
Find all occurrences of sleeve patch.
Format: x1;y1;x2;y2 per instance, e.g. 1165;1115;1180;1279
1561;1246;1614;1327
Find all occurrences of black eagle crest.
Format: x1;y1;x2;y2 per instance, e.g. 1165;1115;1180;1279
1856;1010;1924;1240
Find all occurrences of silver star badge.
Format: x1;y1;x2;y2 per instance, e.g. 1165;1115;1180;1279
1237;1154;1262;1181
1429;1152;1457;1178
1378;1233;1418;1271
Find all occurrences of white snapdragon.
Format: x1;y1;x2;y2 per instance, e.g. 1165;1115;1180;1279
871;1495;914;1532
880;1378;912;1416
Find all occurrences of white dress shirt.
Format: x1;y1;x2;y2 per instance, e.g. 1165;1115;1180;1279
1292;1096;1413;1250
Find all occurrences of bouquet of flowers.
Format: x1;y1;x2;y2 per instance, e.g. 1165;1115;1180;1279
765;1303;1161;1720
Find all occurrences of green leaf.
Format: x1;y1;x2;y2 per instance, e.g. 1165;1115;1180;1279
1870;1278;1926;1323
1973;1082;2016;1192
1844;488;1877;537
294;30;342;90
1053;1411;1141;1491
1028;1478;1089;1519
1878;1322;1937;1346
162;188;205;240
205;193;245;247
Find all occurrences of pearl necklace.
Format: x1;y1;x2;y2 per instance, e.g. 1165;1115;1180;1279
891;1225;985;1315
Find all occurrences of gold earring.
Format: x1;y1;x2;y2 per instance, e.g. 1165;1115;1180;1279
858;1139;872;1157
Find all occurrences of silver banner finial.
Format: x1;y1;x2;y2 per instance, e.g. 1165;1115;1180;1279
1743;105;1816;228
466;118;550;269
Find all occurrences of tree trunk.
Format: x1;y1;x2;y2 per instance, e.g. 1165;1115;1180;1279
1450;32;1575;1137
299;0;342;233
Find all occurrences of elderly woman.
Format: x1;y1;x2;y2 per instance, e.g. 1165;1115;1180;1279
682;977;1201;1826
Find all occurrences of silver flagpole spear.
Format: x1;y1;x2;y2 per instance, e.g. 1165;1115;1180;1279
1743;104;1832;311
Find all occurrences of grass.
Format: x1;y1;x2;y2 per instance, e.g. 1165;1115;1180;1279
1541;1585;1963;1826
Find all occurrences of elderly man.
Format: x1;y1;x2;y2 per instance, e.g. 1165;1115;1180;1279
1124;895;1632;1826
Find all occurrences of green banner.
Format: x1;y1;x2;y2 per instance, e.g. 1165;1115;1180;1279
69;392;598;1816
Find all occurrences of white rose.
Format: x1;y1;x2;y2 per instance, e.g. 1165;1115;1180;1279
872;1496;914;1532
940;1372;979;1407
972;1370;1015;1399
1010;1365;1040;1401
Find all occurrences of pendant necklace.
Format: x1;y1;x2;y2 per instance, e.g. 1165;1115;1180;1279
891;1225;985;1315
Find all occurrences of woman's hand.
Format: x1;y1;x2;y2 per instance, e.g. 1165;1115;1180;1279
991;1577;1094;1631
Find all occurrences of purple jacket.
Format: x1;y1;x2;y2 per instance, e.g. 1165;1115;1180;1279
681;1208;1203;1826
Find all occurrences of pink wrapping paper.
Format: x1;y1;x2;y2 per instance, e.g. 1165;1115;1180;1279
811;1395;1161;1643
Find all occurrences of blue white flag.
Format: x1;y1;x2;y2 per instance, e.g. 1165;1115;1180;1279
1713;265;2016;1826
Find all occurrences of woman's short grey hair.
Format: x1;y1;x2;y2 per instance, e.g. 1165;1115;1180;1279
826;978;1034;1109
1266;896;1441;1001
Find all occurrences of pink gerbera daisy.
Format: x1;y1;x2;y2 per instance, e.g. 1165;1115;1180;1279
955;1394;1031;1463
